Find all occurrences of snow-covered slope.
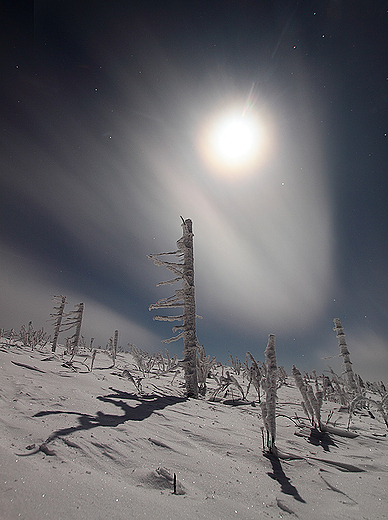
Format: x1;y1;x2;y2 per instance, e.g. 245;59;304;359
0;343;386;519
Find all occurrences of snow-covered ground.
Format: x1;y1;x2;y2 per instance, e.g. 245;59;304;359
0;342;386;519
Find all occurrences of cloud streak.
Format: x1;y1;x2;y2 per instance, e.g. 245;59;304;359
0;243;160;350
1;52;335;357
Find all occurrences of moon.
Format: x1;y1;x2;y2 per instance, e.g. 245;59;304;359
210;112;260;165
197;106;269;178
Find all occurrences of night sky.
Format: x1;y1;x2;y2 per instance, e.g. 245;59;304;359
1;1;387;381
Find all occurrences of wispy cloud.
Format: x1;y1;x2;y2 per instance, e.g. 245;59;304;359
1;61;336;356
0;243;160;350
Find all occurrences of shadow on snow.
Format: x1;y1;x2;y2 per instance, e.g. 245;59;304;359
29;388;187;452
264;452;306;503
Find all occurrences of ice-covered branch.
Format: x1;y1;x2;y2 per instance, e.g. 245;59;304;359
162;331;185;344
153;315;184;322
149;302;184;310
156;277;183;286
149;291;184;310
147;254;184;277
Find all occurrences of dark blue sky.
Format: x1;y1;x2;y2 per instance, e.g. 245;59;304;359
1;1;387;381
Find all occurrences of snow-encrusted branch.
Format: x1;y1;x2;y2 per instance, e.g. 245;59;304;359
162;331;185;344
153;315;184;322
149;302;184;310
147;254;184;277
156;277;183;286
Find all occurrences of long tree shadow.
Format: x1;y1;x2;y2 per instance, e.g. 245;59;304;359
264;452;306;503
308;428;336;452
30;389;187;452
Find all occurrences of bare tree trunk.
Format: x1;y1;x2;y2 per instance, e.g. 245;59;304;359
178;219;199;398
148;217;199;398
62;303;84;362
263;334;277;451
71;303;84;360
27;321;34;349
51;295;67;353
111;329;119;367
333;318;357;392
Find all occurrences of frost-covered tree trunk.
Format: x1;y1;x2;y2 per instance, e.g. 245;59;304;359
148;217;199;398
50;295;67;353
178;218;199;398
333;318;357;392
70;303;83;360
62;303;84;361
27;321;34;349
261;334;277;452
111;329;119;367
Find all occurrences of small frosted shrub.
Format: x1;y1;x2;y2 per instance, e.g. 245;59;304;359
165;349;179;371
245;351;263;402
210;370;245;401
229;354;242;375
129;345;155;376
348;394;388;429
292;365;322;429
197;344;216;396
122;369;143;394
18;322;50;351
326;366;350;405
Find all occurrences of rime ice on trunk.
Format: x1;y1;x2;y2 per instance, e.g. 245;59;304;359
177;219;198;398
50;295;67;353
27;321;34;349
333;318;357;392
70;303;83;360
148;218;199;398
62;303;84;361
263;334;277;451
111;330;119;367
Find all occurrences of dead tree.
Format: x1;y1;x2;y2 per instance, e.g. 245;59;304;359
111;329;119;367
261;334;277;452
62;303;84;362
149;217;199;398
49;295;67;353
333;318;357;392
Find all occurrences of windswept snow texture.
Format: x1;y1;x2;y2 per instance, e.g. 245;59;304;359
0;342;387;520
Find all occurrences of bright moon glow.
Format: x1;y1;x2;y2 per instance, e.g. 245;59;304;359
198;107;270;178
211;114;259;165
